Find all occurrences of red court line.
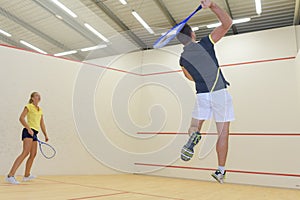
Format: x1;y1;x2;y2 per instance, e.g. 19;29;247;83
141;56;296;76
37;178;183;200
68;192;129;200
0;43;296;77
132;192;184;200
220;56;296;67
0;43;83;64
0;44;140;76
134;163;300;178
137;132;300;136
138;132;188;135
81;61;141;76
141;69;183;76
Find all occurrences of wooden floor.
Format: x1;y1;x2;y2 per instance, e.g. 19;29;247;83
0;175;299;200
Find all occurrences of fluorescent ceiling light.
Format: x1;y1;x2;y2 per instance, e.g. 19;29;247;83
55;14;63;20
20;40;47;54
84;23;109;43
192;27;199;31
51;0;77;18
207;17;251;28
132;11;154;34
233;17;251;24
0;28;12;37
255;0;262;15
119;0;127;5
81;44;107;52
206;22;221;28
54;50;77;57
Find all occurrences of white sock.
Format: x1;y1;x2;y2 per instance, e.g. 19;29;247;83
218;166;225;174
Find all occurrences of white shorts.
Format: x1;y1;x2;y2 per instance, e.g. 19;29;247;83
192;89;235;122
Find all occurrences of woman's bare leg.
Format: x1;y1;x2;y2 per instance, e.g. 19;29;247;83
24;141;37;177
8;138;32;177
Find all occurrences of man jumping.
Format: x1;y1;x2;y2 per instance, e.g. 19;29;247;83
178;0;235;184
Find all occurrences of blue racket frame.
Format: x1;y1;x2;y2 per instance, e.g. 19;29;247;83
153;5;202;49
36;138;56;159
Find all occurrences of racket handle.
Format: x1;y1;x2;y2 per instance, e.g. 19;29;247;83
33;134;38;140
196;5;202;11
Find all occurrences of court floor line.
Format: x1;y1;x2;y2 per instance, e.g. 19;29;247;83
37;177;184;200
135;163;300;178
68;192;129;200
137;132;300;136
37;178;124;192
0;183;29;187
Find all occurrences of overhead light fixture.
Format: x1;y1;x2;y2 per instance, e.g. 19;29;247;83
207;22;221;29
0;28;12;37
81;44;107;52
132;10;154;34
84;23;109;43
51;0;77;18
54;50;77;57
255;0;262;15
55;14;63;20
233;17;251;24
119;0;127;5
207;17;251;28
192;27;199;31
20;40;47;54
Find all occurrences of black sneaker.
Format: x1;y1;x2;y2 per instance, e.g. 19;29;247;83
211;170;226;184
180;132;201;161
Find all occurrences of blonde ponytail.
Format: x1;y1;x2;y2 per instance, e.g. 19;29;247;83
28;92;38;104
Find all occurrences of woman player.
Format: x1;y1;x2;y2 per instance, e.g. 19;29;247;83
6;92;49;184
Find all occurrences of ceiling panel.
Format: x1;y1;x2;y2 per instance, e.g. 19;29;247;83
0;0;297;60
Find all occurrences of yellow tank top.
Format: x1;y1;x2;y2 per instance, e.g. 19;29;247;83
26;103;43;131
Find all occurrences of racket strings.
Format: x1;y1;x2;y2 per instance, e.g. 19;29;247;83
154;23;185;48
39;143;56;159
153;5;202;48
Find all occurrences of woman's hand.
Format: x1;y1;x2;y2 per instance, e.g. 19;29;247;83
28;128;34;136
201;0;213;9
45;135;49;142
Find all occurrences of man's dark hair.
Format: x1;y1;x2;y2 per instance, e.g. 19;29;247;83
177;24;193;45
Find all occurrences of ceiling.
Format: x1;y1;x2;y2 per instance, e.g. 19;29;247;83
0;0;299;61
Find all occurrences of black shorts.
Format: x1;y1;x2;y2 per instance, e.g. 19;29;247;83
22;128;38;141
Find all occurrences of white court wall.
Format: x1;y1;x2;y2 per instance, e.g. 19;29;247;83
0;25;300;189
0;47;122;175
296;50;300;114
129;26;300;189
296;26;300;50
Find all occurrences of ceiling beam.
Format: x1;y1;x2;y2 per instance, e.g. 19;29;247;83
0;7;85;60
91;0;147;49
223;0;238;34
153;0;177;26
33;0;101;45
294;0;300;25
0;35;20;47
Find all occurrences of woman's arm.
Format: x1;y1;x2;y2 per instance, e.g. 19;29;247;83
40;116;49;142
19;107;34;136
